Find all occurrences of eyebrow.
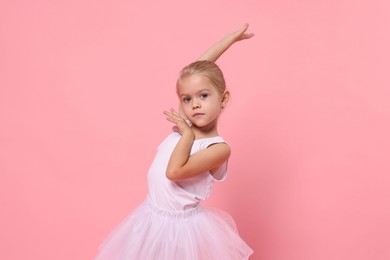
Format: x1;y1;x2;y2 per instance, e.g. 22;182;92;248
179;88;211;97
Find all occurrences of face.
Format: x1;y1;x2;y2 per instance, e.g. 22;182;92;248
178;73;227;129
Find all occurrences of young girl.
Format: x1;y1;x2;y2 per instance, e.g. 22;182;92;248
95;24;254;260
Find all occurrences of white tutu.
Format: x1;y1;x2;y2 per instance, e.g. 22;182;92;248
95;199;253;260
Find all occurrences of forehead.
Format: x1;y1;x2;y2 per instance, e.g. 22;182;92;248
177;74;217;95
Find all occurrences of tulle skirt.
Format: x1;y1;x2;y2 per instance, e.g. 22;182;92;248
95;199;253;260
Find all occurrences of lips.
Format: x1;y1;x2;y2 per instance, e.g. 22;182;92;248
193;113;205;117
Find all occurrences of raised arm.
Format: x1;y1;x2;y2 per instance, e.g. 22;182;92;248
178;24;254;118
197;23;254;62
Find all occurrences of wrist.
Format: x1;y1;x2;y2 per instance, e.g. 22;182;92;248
223;33;237;46
182;130;195;140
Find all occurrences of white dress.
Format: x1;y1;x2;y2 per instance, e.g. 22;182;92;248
95;131;253;259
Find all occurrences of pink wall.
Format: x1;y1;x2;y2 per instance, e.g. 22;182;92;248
1;0;389;259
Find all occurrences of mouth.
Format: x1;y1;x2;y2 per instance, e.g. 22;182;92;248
193;113;205;117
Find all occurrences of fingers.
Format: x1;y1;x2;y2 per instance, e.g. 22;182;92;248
164;108;184;123
170;108;181;117
237;23;250;35
165;116;177;124
172;126;179;132
243;32;255;39
164;109;191;135
164;108;180;118
240;23;249;34
164;113;178;124
237;23;254;40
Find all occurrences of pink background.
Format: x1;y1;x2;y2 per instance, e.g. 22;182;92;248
1;0;390;259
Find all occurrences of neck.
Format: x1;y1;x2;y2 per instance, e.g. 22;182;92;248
191;121;219;139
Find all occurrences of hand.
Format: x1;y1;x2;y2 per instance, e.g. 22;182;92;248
178;103;188;120
225;23;255;43
164;108;194;137
197;23;254;62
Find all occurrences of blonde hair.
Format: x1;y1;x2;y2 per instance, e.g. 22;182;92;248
176;60;226;95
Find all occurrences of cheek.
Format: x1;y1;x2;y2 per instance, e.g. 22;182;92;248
208;103;222;115
212;97;223;108
183;105;192;115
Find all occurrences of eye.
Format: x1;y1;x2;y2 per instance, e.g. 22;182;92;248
182;97;191;103
200;93;208;99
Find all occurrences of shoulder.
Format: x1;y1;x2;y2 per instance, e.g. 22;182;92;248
202;142;231;163
200;136;231;157
205;142;230;176
199;135;229;150
207;142;231;154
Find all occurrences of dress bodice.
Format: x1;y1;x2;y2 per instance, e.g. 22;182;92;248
146;131;228;211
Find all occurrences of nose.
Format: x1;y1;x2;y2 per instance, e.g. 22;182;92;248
192;99;200;109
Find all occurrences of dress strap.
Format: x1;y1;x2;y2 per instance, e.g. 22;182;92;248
199;136;227;150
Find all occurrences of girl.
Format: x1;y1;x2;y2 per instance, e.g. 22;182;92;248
95;24;254;260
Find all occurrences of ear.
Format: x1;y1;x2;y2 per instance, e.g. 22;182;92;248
221;90;230;109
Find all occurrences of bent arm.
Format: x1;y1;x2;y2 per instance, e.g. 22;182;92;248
166;142;231;181
197;23;254;62
164;109;230;180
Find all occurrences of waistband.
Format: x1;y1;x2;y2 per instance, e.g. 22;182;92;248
145;198;200;218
